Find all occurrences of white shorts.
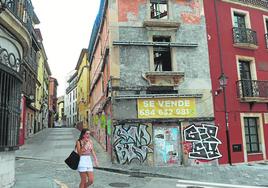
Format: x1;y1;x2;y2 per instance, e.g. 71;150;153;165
78;155;93;172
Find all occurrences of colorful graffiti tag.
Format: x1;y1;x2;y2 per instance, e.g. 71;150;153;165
113;124;153;164
183;123;222;160
154;127;180;165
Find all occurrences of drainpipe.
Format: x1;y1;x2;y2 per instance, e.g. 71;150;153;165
213;0;232;165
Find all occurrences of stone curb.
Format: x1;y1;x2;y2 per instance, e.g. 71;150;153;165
94;166;181;179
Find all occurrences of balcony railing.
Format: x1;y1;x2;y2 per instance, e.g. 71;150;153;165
3;0;34;32
265;33;268;48
236;80;268;101
233;27;257;47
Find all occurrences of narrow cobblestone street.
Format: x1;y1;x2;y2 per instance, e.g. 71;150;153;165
14;128;268;188
14;128;179;188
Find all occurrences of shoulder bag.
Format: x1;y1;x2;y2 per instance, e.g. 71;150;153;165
64;141;80;170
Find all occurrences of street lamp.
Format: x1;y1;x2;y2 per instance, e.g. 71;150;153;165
219;73;228;89
215;73;228;96
218;73;232;165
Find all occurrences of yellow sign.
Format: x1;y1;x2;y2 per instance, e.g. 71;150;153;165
137;98;196;119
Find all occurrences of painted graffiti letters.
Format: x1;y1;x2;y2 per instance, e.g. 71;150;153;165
184;123;222;160
113;124;152;164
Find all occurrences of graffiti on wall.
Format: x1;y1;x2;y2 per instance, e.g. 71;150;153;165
100;114;106;129
113;124;153;164
154;127;180;165
107;115;111;135
93;115;99;126
183;123;222;160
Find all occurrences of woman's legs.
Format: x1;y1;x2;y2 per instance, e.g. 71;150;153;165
85;171;94;187
79;172;87;188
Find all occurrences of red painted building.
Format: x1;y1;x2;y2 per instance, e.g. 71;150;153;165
204;0;268;164
48;77;58;128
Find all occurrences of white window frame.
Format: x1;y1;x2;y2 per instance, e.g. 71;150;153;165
263;15;268;48
240;113;266;162
236;55;257;80
231;8;251;28
263;15;268;34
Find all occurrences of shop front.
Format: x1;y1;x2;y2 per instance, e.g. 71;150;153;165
112;96;219;166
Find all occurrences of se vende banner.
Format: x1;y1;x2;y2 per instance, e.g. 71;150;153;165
137;98;196;119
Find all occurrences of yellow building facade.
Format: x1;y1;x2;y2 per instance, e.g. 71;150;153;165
35;33;51;131
76;49;90;129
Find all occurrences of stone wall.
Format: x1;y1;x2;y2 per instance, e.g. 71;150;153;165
0;152;15;188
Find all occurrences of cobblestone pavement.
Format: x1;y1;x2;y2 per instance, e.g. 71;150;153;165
14;128;268;188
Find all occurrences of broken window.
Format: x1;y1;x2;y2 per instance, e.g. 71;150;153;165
150;0;168;19
153;36;172;71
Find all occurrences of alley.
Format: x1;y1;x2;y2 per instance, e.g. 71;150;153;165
14;128;179;188
14;128;268;188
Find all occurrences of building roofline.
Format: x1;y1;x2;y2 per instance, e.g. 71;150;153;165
75;48;88;70
49;76;58;86
67;71;78;83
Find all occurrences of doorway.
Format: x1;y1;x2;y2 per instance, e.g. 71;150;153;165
153;125;181;166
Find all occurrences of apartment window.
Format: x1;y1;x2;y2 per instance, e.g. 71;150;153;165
233;13;248;43
244;117;260;153
265;19;268;33
153;36;172;71
150;0;168;19
231;9;258;47
233;13;246;28
264;17;268;48
239;60;254;97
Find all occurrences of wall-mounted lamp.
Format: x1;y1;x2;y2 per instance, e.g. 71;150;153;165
215;73;228;96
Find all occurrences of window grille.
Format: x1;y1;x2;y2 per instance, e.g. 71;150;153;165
0;65;22;151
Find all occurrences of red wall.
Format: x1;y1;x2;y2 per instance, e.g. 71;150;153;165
204;1;268;164
19;96;26;146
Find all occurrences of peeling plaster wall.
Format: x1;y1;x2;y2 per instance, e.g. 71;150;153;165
118;0;147;22
114;0;213;119
110;0;214;166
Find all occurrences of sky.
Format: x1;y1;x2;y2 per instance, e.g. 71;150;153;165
31;0;100;97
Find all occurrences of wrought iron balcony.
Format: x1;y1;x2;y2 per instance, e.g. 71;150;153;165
0;64;21;151
232;27;258;49
2;0;34;32
236;80;268;102
265;33;268;49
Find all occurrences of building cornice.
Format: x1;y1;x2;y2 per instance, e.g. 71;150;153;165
222;0;268;12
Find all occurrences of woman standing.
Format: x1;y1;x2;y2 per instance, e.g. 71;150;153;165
76;128;99;188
